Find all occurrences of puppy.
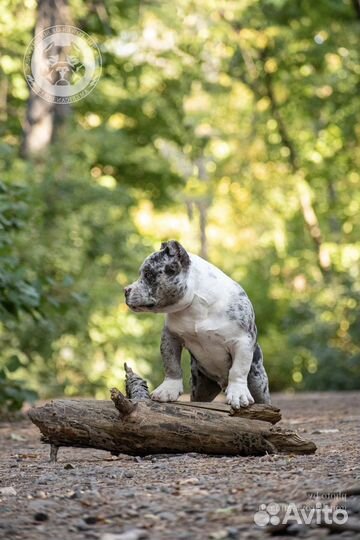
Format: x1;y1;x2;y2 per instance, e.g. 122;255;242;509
125;241;270;408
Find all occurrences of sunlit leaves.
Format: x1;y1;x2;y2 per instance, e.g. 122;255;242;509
0;0;359;407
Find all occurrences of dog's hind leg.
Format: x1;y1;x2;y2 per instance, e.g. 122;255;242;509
190;354;222;402
247;343;271;404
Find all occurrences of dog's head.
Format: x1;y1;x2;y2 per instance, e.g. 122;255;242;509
124;241;191;313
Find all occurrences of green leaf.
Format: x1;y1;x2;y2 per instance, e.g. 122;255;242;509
6;355;22;373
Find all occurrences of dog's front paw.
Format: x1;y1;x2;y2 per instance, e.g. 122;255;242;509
151;378;183;402
226;381;254;409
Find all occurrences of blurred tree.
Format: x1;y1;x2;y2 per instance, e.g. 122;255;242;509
0;0;359;410
353;0;360;18
22;0;71;157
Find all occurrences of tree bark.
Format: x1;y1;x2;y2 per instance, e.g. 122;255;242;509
28;365;316;459
21;0;71;157
28;396;316;458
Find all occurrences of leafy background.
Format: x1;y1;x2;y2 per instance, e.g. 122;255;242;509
0;0;359;410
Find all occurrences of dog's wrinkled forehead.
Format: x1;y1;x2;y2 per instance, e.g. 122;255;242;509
140;240;190;279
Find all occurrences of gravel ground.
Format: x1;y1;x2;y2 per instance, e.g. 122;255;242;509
0;392;359;540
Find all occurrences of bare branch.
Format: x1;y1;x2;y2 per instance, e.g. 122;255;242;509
110;388;137;416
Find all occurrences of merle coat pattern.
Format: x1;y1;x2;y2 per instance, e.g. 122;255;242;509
125;241;270;408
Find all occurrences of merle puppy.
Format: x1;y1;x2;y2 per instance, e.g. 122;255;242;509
124;241;270;408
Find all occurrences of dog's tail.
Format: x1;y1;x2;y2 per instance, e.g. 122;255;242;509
247;343;271;404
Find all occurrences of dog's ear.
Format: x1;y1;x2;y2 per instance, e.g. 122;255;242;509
160;241;170;252
160;240;190;269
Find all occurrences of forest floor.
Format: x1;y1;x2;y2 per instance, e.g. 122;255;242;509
0;392;359;540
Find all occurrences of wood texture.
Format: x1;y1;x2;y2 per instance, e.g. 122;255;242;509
124;363;150;400
27;364;316;457
180;401;282;424
124;362;282;425
28;396;316;457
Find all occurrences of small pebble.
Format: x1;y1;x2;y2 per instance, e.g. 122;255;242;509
34;512;48;522
101;529;148;540
157;511;177;522
0;487;17;496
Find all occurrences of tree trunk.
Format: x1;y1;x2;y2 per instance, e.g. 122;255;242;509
197;199;208;260
27;365;316;459
195;157;210;260
234;36;331;276
353;0;360;19
21;0;71;157
263;70;331;275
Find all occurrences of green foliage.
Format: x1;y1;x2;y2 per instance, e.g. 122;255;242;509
0;181;40;320
0;358;36;411
0;180;40;410
0;0;359;408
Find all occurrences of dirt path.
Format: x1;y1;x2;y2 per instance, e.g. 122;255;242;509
0;392;359;540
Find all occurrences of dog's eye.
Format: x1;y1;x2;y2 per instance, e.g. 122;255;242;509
144;268;156;283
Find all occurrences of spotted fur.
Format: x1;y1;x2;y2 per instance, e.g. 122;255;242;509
125;241;271;407
125;241;190;312
227;289;257;341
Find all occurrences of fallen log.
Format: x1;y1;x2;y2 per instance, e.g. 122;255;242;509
28;365;316;459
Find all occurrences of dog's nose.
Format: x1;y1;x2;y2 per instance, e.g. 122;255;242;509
124;286;132;298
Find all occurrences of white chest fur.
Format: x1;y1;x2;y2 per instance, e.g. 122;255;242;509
166;254;244;386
